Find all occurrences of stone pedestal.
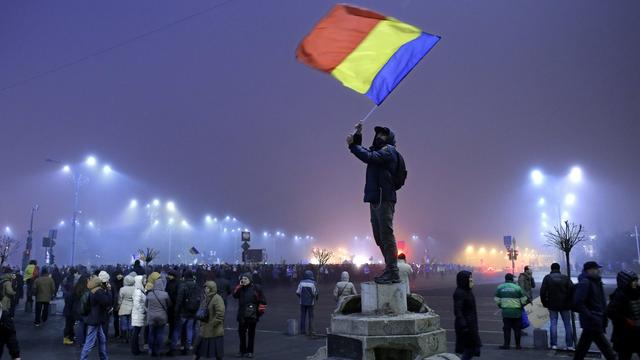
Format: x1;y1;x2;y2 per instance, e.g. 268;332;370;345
361;282;407;314
308;282;449;360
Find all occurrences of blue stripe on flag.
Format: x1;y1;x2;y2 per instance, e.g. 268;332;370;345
366;32;440;105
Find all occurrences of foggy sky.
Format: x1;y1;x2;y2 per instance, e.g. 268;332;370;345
1;0;639;263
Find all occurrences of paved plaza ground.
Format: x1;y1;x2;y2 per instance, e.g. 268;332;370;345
7;272;611;359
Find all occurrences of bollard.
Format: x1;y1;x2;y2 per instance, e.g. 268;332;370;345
533;328;548;349
287;319;299;336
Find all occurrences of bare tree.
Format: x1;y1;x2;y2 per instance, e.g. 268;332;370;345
0;235;21;267
545;220;586;346
312;248;333;268
138;247;160;266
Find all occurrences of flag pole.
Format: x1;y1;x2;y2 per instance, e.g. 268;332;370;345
360;104;378;123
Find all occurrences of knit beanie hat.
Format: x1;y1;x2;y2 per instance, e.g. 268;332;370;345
98;271;110;283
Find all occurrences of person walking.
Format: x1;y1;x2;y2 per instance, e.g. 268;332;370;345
540;263;574;350
193;281;225;360
80;275;112;360
233;273;266;358
117;273;136;343
33;266;55;326
333;271;357;303
454;271;481;360
0;287;21;360
172;269;200;355
347;123;404;284
573;261;616;360
494;273;527;350
130;275;147;355
607;270;640;360
23;260;38;313
397;253;414;294
1;270;16;319
296;270;319;336
146;277;172;356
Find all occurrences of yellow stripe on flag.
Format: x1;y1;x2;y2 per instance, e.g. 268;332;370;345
331;19;421;94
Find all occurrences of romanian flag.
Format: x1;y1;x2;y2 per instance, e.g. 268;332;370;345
296;4;440;105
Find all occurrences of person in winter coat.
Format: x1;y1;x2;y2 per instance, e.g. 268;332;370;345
494;273;527;350
540;263;574;350
397;253;414;294
118;273;136;342
146;277;172;356
1;271;16;318
213;270;231;307
62;268;78;345
454;271;481;360
193;281;225;360
165;269;180;353
233;273;266;358
607;270;640;360
518;266;535;305
0;294;21;360
23;260;38;313
347;124;402;284
172;269;199;355
130;275;146;355
80;275;112;360
33;266;55;326
72;275;89;345
333;271;357;303
296;270;319;336
573;261;616;360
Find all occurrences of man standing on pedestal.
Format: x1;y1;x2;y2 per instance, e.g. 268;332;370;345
347;123;405;284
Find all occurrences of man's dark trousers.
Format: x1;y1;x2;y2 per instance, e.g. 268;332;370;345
502;317;522;347
370;201;398;271
573;329;616;360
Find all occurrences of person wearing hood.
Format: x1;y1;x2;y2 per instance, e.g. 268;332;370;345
233;272;266;358
607;270;640;360
397;253;414;294
23;260;38;313
33;266;55;326
0;268;21;360
347;123;402;284
540;263;574;350
193;281;225;360
146;277;172;356
518;266;535;305
80;275;112;360
62;267;78;345
454;271;481;359
118;273;136;342
333;271;357;303
573;261;616;360
171;269;199;356
296;270;319;336
130;275;147;355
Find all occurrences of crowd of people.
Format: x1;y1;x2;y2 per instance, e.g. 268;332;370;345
453;261;640;360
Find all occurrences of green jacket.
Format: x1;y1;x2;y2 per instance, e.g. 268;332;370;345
1;274;15;311
494;281;527;318
199;281;225;338
33;275;56;303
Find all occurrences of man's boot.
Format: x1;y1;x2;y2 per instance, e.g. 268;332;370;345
374;268;401;284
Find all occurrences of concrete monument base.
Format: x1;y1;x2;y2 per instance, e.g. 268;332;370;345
307;281;449;360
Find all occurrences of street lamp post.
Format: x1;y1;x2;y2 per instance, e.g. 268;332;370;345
70;173;83;266
21;205;39;270
634;225;640;265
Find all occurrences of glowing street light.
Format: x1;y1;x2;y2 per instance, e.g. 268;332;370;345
85;156;97;167
530;169;544;186
59;220;66;227
181;220;189;227
166;201;176;212
62;165;71;173
568;166;583;183
102;165;112;175
564;193;576;206
153;199;161;207
538;197;546;206
129;199;138;208
4;226;11;234
205;215;213;223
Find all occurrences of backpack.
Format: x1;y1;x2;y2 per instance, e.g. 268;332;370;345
184;283;203;313
80;291;91;316
391;150;407;190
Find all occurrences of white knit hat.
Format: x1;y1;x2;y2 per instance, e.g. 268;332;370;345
98;271;110;283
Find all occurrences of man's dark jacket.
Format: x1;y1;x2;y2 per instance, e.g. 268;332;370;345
540;270;574;311
574;271;607;331
349;129;399;204
85;288;112;326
